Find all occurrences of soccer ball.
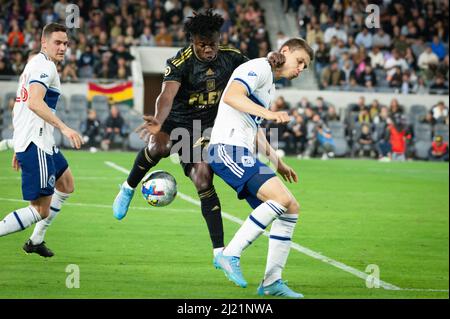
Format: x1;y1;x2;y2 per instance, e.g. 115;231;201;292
141;170;177;207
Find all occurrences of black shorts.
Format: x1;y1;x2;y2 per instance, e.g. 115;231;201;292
161;119;211;176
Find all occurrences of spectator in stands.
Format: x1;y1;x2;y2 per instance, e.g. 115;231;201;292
297;97;311;111
82;109;101;152
290;112;308;155
124;26;139;47
418;47;439;80
314;40;330;79
385;49;409;80
0;57;14;76
276;30;290;50
436;54;449;80
78;45;95;78
306;21;324;47
389;98;404;116
388;66;403;89
11;51;25;75
420;111;437;127
368;46;385;69
316;122;335;160
313;97;328;118
357;64;377;88
116;57;131;80
431;35;447;61
321;60;345;89
369;100;380;121
101;105;126;151
404;47;417;70
94;52;115;79
324;21;347;44
7;21;25;48
428;135;449;162
155;23;173;47
387;114;412;161
357;106;371;124
61;53;79;82
139;26;155;46
432;101;449;123
352;123;376;158
324;105;340;123
372;28;391;50
430;74;449;93
355;28;372;49
413;76;429;95
373;106;390;125
400;72;413;94
351;96;367;112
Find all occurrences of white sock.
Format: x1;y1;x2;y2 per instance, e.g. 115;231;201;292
263;214;298;286
123;181;134;190
29;190;70;245
223;200;287;257
0;206;42;237
213;247;224;257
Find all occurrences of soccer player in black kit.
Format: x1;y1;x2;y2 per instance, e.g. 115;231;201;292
113;9;284;259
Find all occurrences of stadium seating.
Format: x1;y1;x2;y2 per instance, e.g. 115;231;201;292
413;124;433;159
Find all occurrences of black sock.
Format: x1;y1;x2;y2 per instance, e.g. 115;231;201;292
198;186;224;249
127;148;159;188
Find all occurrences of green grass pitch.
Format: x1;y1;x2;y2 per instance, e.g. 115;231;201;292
0;150;448;299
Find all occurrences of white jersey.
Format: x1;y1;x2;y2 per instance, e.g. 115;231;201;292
210;57;275;153
13;52;61;155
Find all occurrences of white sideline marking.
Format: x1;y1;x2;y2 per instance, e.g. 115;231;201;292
0;197;198;213
104;161;448;293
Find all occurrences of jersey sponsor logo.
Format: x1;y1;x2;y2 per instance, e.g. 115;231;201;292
188;89;223;108
241;156;255;167
40;73;49;79
248;71;257;77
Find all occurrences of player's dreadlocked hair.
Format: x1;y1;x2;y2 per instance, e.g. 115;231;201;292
184;9;224;40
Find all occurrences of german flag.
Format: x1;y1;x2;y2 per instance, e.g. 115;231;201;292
87;81;134;106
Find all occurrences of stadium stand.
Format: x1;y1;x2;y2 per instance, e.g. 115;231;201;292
0;1;448;161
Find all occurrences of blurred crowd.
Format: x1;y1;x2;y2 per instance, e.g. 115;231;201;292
262;95;449;161
0;0;271;82
280;0;449;94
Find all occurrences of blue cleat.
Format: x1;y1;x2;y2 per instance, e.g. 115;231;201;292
257;280;304;298
214;252;247;288
113;183;135;220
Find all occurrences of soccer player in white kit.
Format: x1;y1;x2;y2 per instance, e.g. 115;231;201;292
0;23;83;256
207;38;314;298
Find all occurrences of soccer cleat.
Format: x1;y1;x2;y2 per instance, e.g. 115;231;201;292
257;279;304;298
213;252;247;288
23;240;54;258
113;183;135;220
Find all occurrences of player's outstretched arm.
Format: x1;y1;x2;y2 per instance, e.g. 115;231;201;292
223;82;290;124
28;83;83;149
136;81;181;140
256;128;298;183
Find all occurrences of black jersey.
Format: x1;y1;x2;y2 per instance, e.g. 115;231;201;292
162;45;249;130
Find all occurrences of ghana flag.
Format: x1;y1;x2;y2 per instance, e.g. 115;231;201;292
87;81;134;106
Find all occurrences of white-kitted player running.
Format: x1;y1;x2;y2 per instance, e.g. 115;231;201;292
0;23;83;257
207;38;313;298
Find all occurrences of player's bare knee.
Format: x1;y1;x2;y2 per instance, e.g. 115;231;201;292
148;134;171;159
272;193;292;210
287;199;300;215
191;165;213;192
